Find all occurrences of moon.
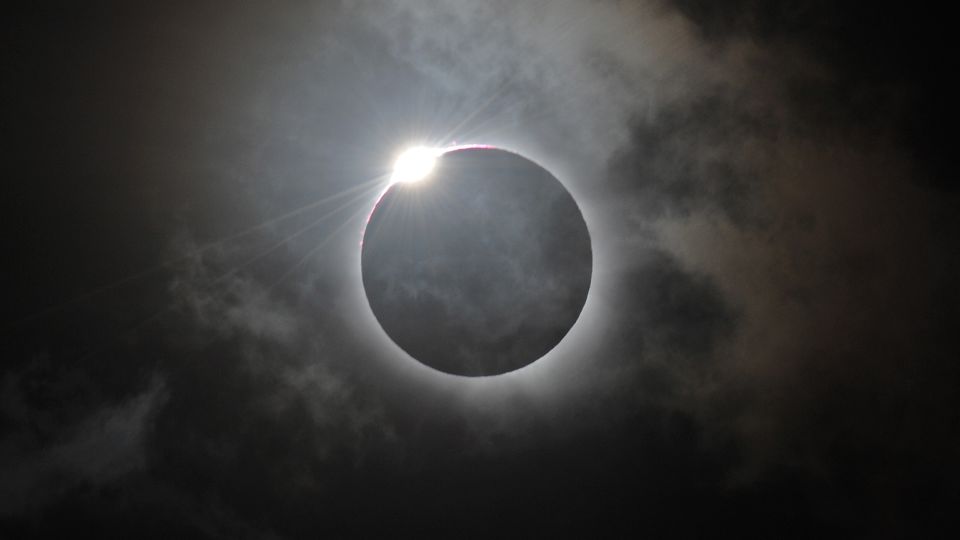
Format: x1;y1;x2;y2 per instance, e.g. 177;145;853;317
361;146;592;377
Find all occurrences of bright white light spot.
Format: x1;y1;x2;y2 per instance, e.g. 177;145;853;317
391;146;438;185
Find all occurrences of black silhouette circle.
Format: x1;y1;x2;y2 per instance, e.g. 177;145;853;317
361;147;592;376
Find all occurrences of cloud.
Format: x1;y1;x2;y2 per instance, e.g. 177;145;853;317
0;369;167;516
595;0;960;499
161;232;397;461
167;234;303;346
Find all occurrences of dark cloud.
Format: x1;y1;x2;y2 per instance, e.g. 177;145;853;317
672;0;954;191
0;364;165;516
608;90;775;225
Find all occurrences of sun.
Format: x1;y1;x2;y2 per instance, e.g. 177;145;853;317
390;146;438;185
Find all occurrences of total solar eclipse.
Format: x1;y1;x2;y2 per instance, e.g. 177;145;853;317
361;146;592;376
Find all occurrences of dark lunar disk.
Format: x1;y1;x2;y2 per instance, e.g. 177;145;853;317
361;147;592;376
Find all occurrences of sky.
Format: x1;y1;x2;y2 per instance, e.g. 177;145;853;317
3;1;957;537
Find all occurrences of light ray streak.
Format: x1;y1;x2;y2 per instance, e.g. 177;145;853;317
5;176;387;332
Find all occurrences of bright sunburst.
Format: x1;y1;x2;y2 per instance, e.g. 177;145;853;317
390;146;438;185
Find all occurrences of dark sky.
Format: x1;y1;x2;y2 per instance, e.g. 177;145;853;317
3;1;957;537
